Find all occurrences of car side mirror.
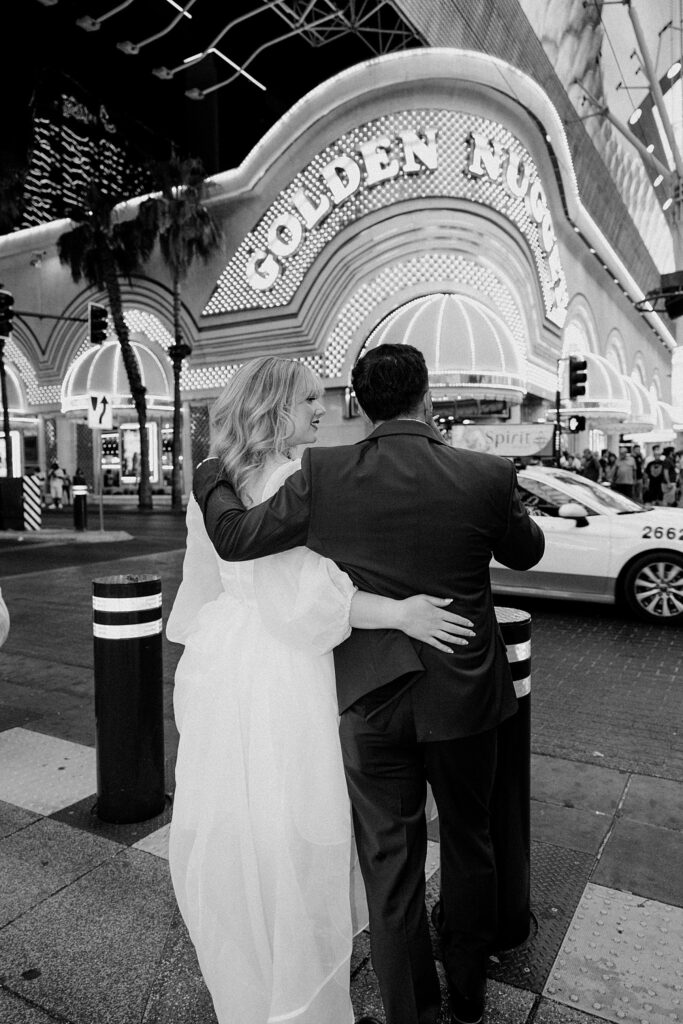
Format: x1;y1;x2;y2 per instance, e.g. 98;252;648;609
559;502;589;526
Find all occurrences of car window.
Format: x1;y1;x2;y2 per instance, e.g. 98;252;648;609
538;471;643;514
517;477;588;517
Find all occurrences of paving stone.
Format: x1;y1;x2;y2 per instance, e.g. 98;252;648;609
0;988;61;1024
544;883;683;1024
0;706;37;732
141;907;218;1024
133;822;170;859
533;995;612;1023
620;775;683;831
531;801;611;854
351;929;372;978
487;842;594;993
0;848;177;1024
477;980;536;1023
0;816;123;927
50;791;174;847
0;801;41;841
0;729;96;814
531;755;627;813
592;818;683;908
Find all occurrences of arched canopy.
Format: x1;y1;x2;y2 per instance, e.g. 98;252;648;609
61;339;172;415
567;352;630;424
362;293;526;404
1;365;27;413
620;376;657;432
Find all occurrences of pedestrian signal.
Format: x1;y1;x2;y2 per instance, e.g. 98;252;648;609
88;302;108;345
567;415;586;433
568;356;588;399
0;289;15;337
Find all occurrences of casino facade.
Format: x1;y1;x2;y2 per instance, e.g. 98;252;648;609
0;46;680;496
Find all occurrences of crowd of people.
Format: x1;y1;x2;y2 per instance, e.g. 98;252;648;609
560;443;682;506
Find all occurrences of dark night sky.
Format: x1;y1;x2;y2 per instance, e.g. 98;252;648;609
2;0;414;179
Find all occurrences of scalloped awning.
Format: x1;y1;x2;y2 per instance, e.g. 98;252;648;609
61;340;172;415
362;293;527;404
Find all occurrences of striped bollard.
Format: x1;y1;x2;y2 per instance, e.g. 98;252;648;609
22;475;42;530
491;607;532;951
92;574;165;823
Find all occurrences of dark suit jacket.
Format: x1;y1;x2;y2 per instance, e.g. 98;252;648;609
194;420;545;741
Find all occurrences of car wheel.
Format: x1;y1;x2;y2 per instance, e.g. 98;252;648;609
622;552;683;623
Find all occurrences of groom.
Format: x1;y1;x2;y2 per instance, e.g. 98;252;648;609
193;343;545;1024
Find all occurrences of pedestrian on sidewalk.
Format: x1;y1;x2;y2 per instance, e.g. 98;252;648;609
47;461;66;510
167;356;474;1024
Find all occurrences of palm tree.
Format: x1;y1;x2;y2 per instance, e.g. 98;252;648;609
57;184;157;510
0;170;25;478
136;156;223;512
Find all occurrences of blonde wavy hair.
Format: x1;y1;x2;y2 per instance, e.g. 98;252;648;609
210;357;324;502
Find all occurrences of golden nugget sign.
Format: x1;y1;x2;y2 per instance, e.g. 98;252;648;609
467;132;568;318
210;111;568;325
246;129;438;291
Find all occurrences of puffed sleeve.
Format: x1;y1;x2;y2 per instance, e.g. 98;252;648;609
252;461;356;656
166;495;224;645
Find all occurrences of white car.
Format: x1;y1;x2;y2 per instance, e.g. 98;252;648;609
490;465;683;624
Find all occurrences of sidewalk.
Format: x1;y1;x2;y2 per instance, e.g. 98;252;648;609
1;544;682;1024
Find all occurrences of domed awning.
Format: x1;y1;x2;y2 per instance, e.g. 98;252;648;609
1;365;27;414
566;352;630;425
61;339;172;415
623;400;681;444
619;375;657;432
363;293;527;404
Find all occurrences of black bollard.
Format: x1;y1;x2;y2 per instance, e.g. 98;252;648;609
491;606;532;951
92;574;165;823
72;484;88;532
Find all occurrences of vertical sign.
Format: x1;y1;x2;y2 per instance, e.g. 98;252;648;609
88;394;113;430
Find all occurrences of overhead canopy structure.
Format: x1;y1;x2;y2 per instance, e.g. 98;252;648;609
563;351;630;426
363;293;527;404
61;340;172;416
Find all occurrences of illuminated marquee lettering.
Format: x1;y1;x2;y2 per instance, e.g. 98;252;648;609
245;127;439;291
240;119;567;325
468;132;567;318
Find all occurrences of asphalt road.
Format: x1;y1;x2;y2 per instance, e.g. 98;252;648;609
0;506;189;576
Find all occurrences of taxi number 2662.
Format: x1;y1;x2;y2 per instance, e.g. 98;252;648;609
641;525;683;540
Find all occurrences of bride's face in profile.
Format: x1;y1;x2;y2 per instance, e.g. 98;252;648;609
288;391;326;446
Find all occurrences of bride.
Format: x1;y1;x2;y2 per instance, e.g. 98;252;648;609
166;357;473;1024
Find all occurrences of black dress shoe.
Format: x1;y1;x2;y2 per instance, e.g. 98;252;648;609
448;985;485;1024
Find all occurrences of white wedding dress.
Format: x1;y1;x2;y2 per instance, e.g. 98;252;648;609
166;460;367;1024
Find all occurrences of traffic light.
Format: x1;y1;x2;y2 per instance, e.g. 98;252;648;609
661;271;683;320
88;302;108;345
568;356;588;399
567;415;586;433
0;289;14;337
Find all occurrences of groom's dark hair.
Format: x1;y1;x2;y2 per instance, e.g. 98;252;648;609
351;344;429;422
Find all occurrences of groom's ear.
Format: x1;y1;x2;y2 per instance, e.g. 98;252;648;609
423;389;434;421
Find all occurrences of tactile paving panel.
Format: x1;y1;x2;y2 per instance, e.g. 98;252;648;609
544;883;683;1024
486;840;595;993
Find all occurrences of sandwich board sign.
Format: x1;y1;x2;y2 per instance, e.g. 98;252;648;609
88;394;113;430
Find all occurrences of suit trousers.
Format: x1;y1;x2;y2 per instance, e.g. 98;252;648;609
339;692;498;1024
